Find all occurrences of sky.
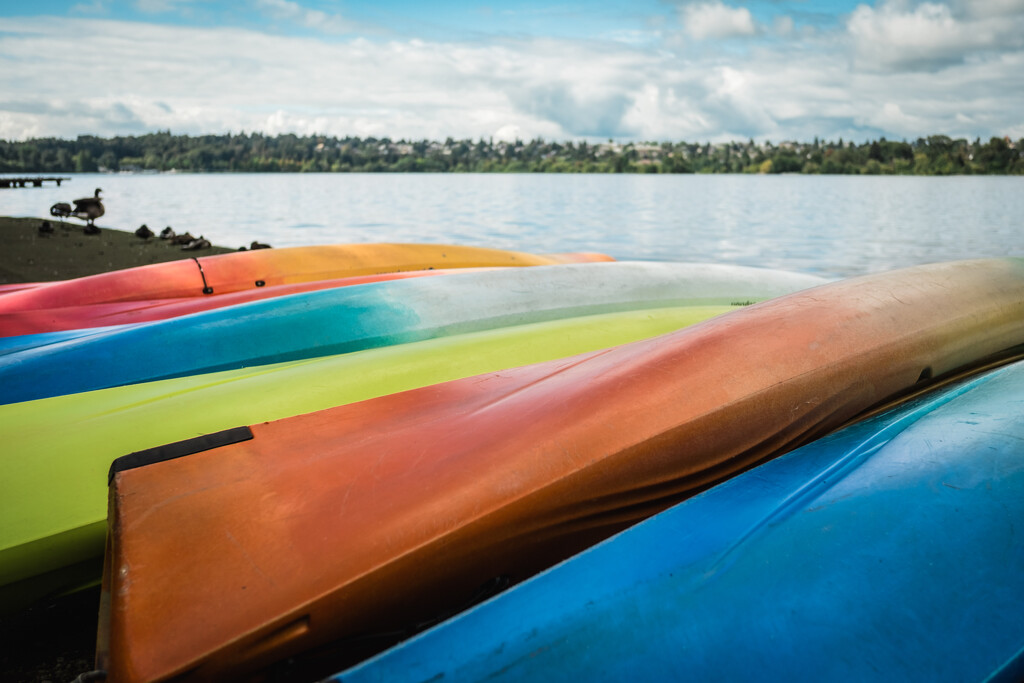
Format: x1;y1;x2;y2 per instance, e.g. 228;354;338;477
0;0;1022;143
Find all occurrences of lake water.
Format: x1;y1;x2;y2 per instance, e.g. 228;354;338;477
2;173;1021;278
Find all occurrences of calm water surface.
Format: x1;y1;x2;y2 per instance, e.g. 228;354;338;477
2;173;1021;278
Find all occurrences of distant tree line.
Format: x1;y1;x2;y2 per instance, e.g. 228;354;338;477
1;132;1021;175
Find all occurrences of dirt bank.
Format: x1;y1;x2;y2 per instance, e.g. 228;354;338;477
0;216;235;285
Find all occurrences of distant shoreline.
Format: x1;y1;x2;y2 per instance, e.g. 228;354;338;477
0;216;234;285
2;133;1022;175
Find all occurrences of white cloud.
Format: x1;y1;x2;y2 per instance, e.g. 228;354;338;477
860;102;927;134
772;15;795;37
681;2;757;40
493;124;523;142
0;10;1021;144
847;0;1024;71
620;83;712;140
703;66;777;134
954;0;1024;20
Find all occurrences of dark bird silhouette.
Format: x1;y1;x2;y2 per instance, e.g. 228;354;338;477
135;224;154;239
49;202;72;222
51;188;104;234
73;188;104;227
250;240;272;250
181;236;211;251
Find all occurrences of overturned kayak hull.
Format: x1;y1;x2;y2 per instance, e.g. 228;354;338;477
98;259;1024;682
0;268;479;337
333;359;1024;683
0;262;826;404
0;243;611;313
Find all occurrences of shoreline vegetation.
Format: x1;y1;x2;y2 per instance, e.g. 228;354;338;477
2;133;1023;176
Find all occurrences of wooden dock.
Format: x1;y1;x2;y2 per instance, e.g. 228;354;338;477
0;176;71;188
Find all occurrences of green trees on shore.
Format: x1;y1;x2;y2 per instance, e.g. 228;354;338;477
1;132;1021;175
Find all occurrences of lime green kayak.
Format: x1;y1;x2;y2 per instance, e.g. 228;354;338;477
0;304;732;610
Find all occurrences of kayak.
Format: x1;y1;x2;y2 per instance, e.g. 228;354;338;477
331;358;1024;683
97;259;1024;682
0;282;41;295
0;268;484;337
0;262;827;404
0;243;611;313
0;269;494;350
0;304;732;611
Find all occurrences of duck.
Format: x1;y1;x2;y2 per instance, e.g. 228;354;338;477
135;224;154;239
49;202;72;220
181;236;211;251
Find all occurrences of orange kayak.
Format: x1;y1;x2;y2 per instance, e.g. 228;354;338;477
99;259;1024;682
0;243;611;313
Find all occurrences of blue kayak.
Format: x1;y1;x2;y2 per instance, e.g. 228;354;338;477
0;262;825;404
332;359;1024;683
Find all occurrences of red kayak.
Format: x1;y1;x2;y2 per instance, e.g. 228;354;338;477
0;283;41;295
